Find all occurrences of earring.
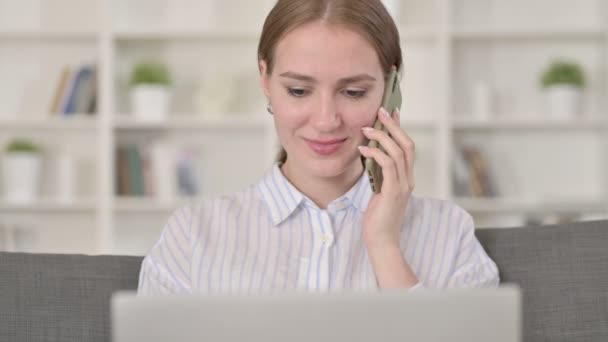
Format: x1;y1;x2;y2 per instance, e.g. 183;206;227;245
266;103;274;115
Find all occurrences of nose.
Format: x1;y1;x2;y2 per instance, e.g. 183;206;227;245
311;94;341;132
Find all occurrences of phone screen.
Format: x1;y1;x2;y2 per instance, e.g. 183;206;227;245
364;67;403;193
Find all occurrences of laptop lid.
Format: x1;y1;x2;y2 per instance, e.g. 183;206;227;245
112;286;521;342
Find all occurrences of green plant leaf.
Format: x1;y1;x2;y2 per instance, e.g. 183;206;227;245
541;60;585;88
6;139;41;153
130;61;171;86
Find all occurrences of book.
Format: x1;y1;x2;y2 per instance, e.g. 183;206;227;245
126;145;145;196
62;65;88;115
115;147;132;196
176;147;200;196
49;66;71;115
452;147;472;197
456;145;499;197
49;64;98;116
115;142;199;200
74;66;97;114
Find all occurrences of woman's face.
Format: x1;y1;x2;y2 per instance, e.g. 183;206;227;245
260;21;386;179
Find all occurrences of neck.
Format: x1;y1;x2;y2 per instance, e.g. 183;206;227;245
280;158;364;209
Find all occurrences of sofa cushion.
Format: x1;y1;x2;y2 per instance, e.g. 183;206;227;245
476;220;608;342
0;252;142;342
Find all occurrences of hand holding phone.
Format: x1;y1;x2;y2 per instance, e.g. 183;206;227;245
364;66;403;193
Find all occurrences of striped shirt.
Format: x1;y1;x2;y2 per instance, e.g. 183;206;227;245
138;163;499;294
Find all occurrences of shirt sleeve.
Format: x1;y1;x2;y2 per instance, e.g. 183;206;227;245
137;205;194;295
445;211;500;288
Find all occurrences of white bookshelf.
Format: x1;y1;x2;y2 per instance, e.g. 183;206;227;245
1;0;607;255
0;198;97;213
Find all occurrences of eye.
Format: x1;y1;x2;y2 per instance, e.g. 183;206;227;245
287;87;308;97
344;89;367;99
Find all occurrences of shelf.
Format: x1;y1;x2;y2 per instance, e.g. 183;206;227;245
0;29;98;41
452;27;606;40
113;114;270;131
114;197;195;213
113;26;436;42
113;28;259;41
452;117;606;131
1;1;607;254
0;116;99;130
0;198;97;213
455;197;606;215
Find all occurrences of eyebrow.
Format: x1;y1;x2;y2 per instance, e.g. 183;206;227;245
279;71;377;85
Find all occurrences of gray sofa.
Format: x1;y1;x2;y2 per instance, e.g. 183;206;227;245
1;220;607;342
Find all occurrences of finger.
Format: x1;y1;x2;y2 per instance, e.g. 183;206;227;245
367;107;408;183
358;145;400;194
379;107;415;191
362;124;407;186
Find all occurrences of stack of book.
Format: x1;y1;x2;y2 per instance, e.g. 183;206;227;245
115;143;200;199
49;64;97;116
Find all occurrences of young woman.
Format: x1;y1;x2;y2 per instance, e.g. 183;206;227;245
138;0;499;294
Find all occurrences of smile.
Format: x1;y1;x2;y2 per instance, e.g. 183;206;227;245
304;138;347;156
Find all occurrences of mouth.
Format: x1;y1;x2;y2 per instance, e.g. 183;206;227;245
304;138;347;156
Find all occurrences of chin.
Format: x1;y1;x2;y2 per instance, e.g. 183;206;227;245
302;152;362;179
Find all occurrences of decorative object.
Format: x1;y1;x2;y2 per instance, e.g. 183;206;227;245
540;60;585;120
2;139;42;204
194;71;238;115
129;61;172;122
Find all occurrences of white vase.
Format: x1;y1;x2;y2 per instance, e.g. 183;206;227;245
130;85;171;122
2;153;41;204
543;85;582;120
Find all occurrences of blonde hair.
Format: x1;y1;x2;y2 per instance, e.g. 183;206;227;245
257;0;402;164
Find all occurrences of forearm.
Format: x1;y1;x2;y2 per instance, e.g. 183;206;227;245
367;243;419;289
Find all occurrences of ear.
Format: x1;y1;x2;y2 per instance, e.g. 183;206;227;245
259;60;271;99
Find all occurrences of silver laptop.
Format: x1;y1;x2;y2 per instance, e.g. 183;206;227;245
112;286;521;342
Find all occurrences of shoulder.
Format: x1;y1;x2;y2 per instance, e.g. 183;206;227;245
191;184;265;215
185;185;267;234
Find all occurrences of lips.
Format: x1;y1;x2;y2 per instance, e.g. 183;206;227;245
304;138;347;156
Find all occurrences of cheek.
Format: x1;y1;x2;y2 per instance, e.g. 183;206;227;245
342;103;378;129
273;109;309;138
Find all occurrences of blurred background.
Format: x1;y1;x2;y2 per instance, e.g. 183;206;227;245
0;0;607;255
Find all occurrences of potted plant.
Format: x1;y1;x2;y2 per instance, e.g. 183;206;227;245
129;61;172;122
2;139;43;204
540;60;586;120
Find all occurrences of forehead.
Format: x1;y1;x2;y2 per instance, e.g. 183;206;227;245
273;21;383;76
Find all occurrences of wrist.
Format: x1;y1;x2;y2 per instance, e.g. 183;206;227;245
367;244;419;289
364;234;401;253
366;241;402;262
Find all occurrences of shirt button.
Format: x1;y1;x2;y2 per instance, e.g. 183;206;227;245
320;234;331;243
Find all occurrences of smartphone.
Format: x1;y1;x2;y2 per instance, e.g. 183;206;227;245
364;66;403;193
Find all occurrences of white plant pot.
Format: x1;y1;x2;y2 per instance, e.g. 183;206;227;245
543;85;582;120
130;85;171;122
2;153;41;204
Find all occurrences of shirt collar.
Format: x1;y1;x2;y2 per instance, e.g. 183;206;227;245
257;163;305;226
341;170;373;213
257;163;373;226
